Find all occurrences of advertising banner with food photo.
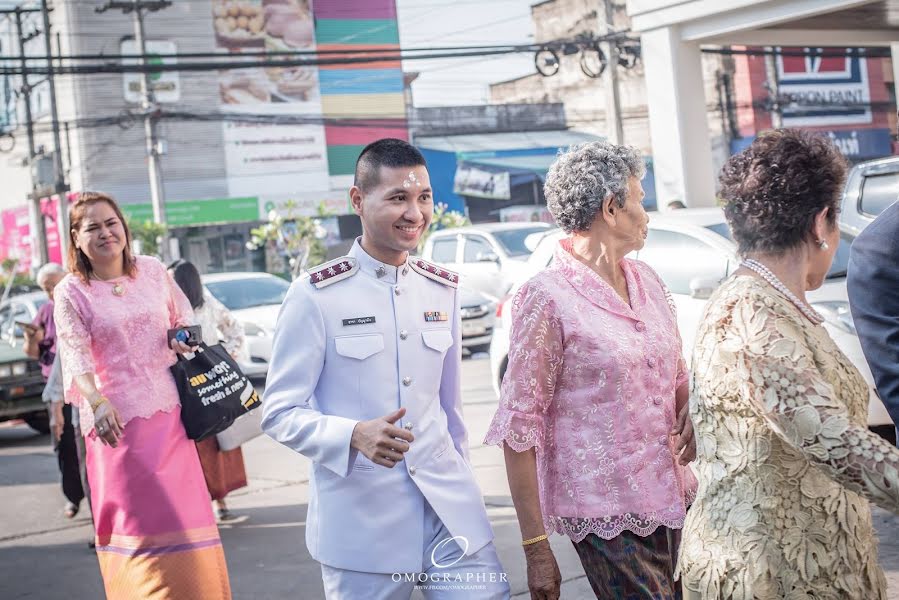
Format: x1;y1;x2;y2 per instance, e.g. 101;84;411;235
214;0;330;198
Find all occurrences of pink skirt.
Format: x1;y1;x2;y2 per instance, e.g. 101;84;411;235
85;409;232;599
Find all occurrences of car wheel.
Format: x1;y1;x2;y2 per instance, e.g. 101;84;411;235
24;411;50;435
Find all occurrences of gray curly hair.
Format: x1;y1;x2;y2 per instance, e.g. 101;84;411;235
36;262;66;287
544;141;646;233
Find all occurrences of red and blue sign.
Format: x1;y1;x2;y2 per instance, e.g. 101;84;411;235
777;50;872;126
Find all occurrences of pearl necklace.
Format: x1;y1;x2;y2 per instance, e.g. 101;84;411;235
741;259;823;325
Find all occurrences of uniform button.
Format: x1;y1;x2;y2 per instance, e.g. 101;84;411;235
635;321;646;332
647;357;656;368
404;422;414;431
394;287;401;296
403;376;413;386
399;330;408;340
653;397;663;406
409;466;417;475
658;435;668;446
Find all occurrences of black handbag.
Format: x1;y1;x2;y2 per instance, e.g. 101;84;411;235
170;342;261;441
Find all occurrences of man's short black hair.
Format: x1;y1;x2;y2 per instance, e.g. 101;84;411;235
354;138;427;192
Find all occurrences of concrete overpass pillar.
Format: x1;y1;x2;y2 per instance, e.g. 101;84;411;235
641;25;717;208
891;43;899;109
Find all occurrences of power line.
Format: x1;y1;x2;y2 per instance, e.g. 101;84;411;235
0;47;545;75
0;42;542;61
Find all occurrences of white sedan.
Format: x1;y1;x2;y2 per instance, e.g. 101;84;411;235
489;208;892;429
202;272;291;379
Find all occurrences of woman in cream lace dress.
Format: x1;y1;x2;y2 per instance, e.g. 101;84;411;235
676;130;899;600
169;259;248;522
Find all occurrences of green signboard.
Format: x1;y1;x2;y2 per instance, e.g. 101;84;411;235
121;196;259;227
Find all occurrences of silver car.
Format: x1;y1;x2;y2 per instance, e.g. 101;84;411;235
420;222;553;301
202;272;291;379
840;155;899;237
459;289;496;354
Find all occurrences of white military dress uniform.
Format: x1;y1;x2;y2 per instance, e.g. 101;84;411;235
262;239;508;599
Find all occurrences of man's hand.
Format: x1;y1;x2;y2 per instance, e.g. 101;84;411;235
350;407;414;468
671;401;696;466
524;540;561;600
22;323;41;341
22;325;43;359
50;401;65;443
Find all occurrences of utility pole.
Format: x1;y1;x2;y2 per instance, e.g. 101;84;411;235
764;47;783;129
1;6;48;265
603;0;624;145
97;0;171;260
40;0;70;258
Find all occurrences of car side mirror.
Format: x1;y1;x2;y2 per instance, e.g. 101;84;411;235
689;276;720;300
477;252;501;265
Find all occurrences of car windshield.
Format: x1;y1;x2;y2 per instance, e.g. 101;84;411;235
491;226;552;258
205;277;290;310
703;222;851;279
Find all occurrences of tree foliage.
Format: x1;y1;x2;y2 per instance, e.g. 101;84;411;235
418;203;470;252
247;201;331;280
128;219;168;258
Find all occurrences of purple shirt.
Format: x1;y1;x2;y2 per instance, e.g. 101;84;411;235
32;301;56;379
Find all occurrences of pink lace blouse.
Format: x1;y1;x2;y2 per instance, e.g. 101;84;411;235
54;255;195;432
485;238;696;542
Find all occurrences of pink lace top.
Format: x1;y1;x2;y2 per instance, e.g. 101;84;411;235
53;255;194;432
484;238;697;542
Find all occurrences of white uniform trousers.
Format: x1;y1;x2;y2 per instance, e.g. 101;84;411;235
321;501;509;600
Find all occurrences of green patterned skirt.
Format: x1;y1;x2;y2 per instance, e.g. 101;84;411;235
572;526;682;600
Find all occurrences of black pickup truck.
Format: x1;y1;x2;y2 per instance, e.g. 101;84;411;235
0;340;48;433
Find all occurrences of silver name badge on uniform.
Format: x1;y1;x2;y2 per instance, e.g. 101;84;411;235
343;316;376;326
424;311;448;322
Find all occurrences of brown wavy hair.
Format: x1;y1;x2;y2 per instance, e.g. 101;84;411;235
67;191;138;282
720;129;848;256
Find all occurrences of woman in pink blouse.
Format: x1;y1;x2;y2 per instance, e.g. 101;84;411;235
485;142;696;600
54;192;232;599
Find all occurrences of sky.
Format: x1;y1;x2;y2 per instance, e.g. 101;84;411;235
395;0;537;106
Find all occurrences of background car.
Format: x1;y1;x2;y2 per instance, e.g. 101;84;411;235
202;272;291;379
420;222;553;301
459;289;496;354
489;208;892;432
840;155;899;237
0;291;49;433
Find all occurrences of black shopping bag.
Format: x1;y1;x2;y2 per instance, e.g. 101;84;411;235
171;343;261;441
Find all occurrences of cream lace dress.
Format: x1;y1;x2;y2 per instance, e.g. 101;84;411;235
676;275;899;600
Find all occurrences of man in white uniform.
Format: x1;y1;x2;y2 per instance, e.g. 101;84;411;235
262;138;509;599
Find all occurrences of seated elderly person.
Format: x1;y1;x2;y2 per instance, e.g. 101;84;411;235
485;141;696;600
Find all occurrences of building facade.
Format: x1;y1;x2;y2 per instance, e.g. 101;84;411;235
489;0;735;205
627;0;899;207
0;0;406;274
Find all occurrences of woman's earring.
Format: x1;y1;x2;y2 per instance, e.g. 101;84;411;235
818;239;829;250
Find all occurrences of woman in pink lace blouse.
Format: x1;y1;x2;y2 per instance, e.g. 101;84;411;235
54;192;232;599
485;142;696;600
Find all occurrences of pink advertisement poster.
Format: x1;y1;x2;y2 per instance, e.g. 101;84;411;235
0;194;69;273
